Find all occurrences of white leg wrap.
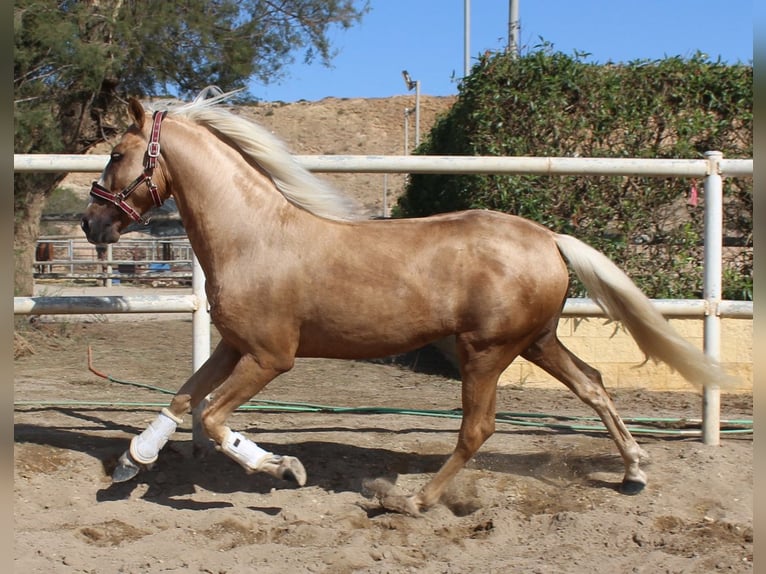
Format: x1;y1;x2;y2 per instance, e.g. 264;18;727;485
219;428;272;473
129;408;183;465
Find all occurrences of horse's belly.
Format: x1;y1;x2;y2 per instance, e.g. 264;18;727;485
294;271;558;360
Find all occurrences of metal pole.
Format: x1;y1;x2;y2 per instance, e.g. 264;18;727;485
191;250;211;448
464;0;471;76
106;243;112;288
294;155;720;176
414;80;421;147
403;108;410;155
508;0;520;57
702;151;723;445
382;174;388;218
191;251;210;371
15;153;752;176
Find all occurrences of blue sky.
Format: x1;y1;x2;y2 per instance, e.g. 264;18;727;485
251;0;753;102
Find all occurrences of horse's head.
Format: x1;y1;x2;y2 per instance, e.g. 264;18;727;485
81;99;169;244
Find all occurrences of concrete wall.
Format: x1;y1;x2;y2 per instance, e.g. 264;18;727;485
497;317;752;392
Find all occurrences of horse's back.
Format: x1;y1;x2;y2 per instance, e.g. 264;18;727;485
355;209;565;290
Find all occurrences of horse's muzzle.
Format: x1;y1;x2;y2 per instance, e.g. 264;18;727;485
81;206;122;244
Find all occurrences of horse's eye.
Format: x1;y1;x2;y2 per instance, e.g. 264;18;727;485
110;152;123;162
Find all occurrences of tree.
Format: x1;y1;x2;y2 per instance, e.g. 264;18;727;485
14;0;369;295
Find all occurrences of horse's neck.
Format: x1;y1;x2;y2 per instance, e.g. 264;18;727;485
162;119;300;277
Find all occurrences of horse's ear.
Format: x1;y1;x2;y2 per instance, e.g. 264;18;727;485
128;97;145;129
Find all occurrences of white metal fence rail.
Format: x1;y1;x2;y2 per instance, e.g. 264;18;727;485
12;153;754;177
33;237;193;285
14;152;753;445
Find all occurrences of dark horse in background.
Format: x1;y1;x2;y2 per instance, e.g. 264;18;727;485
80;89;733;515
35;241;54;274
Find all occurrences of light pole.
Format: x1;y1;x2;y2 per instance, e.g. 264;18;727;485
508;0;520;58
403;107;411;155
401;70;420;148
464;0;470;76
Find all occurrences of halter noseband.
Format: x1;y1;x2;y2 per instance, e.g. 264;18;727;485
90;110;167;224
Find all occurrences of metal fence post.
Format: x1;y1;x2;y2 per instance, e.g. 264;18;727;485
702;151;723;445
191;251;210;371
191;251;211;446
105;243;112;288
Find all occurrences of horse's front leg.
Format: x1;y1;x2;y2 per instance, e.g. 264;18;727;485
112;340;242;482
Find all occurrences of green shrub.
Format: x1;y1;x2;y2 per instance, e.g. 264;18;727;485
396;49;752;300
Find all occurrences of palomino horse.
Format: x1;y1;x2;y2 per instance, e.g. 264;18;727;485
80;90;731;515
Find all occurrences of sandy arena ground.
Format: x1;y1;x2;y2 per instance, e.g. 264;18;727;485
14;310;752;573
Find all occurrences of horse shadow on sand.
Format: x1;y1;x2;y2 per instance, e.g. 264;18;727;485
13;402;655;516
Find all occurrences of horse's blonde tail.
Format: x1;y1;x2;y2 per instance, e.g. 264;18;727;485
554;233;735;389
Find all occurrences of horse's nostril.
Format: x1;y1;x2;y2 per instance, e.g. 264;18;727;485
81;218;89;234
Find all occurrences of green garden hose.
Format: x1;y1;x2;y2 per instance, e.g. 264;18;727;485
14;357;752;437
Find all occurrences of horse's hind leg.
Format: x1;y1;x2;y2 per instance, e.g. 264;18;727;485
382;337;527;515
522;326;649;494
112;339;242;482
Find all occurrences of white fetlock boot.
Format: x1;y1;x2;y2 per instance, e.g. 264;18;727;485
130;408;184;465
113;408;183;483
219;428;307;486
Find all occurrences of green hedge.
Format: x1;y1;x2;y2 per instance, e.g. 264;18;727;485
396;49;752;300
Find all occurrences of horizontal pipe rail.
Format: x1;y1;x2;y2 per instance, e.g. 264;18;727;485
563;298;752;319
13;154;753;178
14;295;199;314
14;295;752;319
33;273;192;281
35;258;192;266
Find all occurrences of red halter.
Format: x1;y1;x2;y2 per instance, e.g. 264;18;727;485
90;110;167;224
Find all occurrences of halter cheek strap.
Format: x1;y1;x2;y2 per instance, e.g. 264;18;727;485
89;110;167;224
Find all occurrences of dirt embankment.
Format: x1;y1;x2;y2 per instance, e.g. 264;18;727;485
61;95;457;221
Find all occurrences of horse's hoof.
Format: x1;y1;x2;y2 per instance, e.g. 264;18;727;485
112;451;141;483
619;479;646;495
277;456;307;486
379;494;422;517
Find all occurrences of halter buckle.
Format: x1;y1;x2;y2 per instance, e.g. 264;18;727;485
147;141;161;158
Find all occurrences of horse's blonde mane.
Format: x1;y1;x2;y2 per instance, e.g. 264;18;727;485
149;88;360;221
